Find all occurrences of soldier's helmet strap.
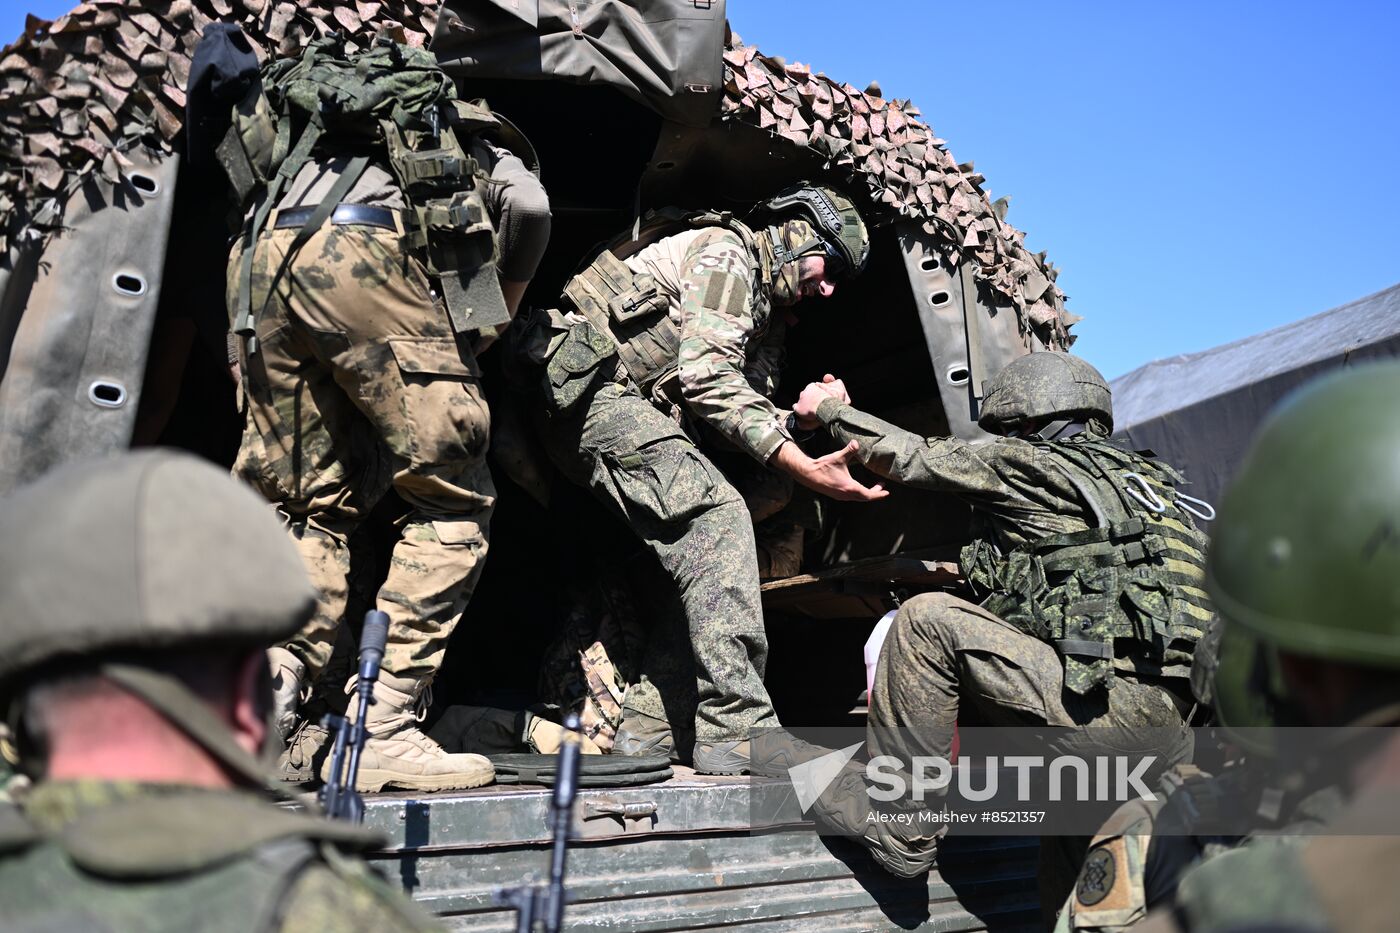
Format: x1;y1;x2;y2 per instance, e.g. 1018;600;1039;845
766;225;827;269
100;662;291;800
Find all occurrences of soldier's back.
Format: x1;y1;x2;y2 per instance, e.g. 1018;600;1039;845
1141;783;1400;933
0;782;440;933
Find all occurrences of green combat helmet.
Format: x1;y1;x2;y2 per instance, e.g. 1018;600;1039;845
0;450;317;787
1207;363;1400;670
1192;616;1284;756
977;351;1113;436
763;183;871;280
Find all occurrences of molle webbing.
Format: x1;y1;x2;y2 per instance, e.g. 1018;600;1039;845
564;249;678;390
562;213;766;390
971;438;1212;694
227;38;510;349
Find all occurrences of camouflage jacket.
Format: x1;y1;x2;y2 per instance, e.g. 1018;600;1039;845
1057;765;1341;932
559;225;792;463
814;396;1095;549
814;398;1211;692
0;780;441;933
631;226;791;461
1134;781;1400;933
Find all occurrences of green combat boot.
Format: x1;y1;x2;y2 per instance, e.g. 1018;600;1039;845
322;673;494;792
612;708;676;760
693;740;750;775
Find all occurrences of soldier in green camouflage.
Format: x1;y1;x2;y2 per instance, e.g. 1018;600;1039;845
0;451;442;933
1132;364;1400;933
1054;616;1342;932
234;114;551;791
523;185;887;774
791;351;1208;915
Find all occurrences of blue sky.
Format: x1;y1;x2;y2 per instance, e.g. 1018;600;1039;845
6;1;1397;378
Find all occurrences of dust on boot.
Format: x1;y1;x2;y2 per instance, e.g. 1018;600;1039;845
321;673;495;792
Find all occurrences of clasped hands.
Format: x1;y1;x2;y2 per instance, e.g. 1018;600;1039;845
794;373;850;430
772;374;888;502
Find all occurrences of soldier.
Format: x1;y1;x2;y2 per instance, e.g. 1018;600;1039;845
522;185;887;774
0;450;442;933
790;351;1209;916
1132;363;1400;932
225;41;552;790
1054;620;1341;932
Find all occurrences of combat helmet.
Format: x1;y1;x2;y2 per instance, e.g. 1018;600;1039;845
978;351;1113;436
1207;363;1400;668
762;183;871;280
1192;615;1284;756
0;450;316;784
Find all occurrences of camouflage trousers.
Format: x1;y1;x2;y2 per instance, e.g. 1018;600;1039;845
865;592;1191;924
230;223;494;687
536;377;779;744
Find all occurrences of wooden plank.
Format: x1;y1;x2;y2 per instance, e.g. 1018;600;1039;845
761;549;964;616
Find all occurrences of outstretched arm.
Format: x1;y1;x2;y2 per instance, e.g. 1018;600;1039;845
795;382;1011;498
770;439;888;502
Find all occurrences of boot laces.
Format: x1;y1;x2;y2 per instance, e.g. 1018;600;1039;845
415;684;433;723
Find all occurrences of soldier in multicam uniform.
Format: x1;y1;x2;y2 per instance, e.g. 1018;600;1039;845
227;42;552;792
522;185;887;774
0;451;442;933
1131;364;1400;933
789;351;1210;918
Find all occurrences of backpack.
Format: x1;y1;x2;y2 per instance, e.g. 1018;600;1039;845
217;35;509;349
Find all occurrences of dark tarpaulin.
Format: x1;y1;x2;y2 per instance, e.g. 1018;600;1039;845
431;0;725;127
1111;282;1400;512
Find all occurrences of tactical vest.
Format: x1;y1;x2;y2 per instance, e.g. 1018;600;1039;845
0;788;413;933
961;437;1214;694
561;209;772;392
218;36;513;349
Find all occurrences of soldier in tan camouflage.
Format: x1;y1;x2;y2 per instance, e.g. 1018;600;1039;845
522;185;886;774
236;140;550;791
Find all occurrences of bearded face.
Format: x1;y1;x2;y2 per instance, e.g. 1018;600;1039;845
768;219;838;307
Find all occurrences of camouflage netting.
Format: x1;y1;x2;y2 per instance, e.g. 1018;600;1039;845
722;35;1077;347
0;3;1075;345
0;0;440;253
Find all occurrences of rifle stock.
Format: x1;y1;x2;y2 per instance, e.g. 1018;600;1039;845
495;712;582;933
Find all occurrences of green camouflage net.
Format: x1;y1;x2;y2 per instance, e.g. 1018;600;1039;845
721;33;1077;348
0;0;441;252
1;5;1078;347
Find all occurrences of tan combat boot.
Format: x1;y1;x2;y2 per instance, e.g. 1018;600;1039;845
322;673;494;792
267;646;306;742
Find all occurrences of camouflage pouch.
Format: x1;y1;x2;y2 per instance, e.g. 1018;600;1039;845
579;641;627;752
416;185;510;335
216;82;277;205
543;320;618;415
1057;567;1119;694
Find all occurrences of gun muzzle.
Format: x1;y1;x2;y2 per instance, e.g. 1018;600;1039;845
358;610;389;685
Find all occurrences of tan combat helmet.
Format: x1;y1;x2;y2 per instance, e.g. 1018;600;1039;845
0;450;316;785
978;351;1113;436
763;183;871;280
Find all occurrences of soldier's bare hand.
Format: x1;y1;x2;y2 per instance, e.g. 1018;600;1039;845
820;373;851;404
793;374;850;429
794;383;831;428
774;440;888;502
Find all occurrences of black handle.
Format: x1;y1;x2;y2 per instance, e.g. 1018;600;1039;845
358;610;389;684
